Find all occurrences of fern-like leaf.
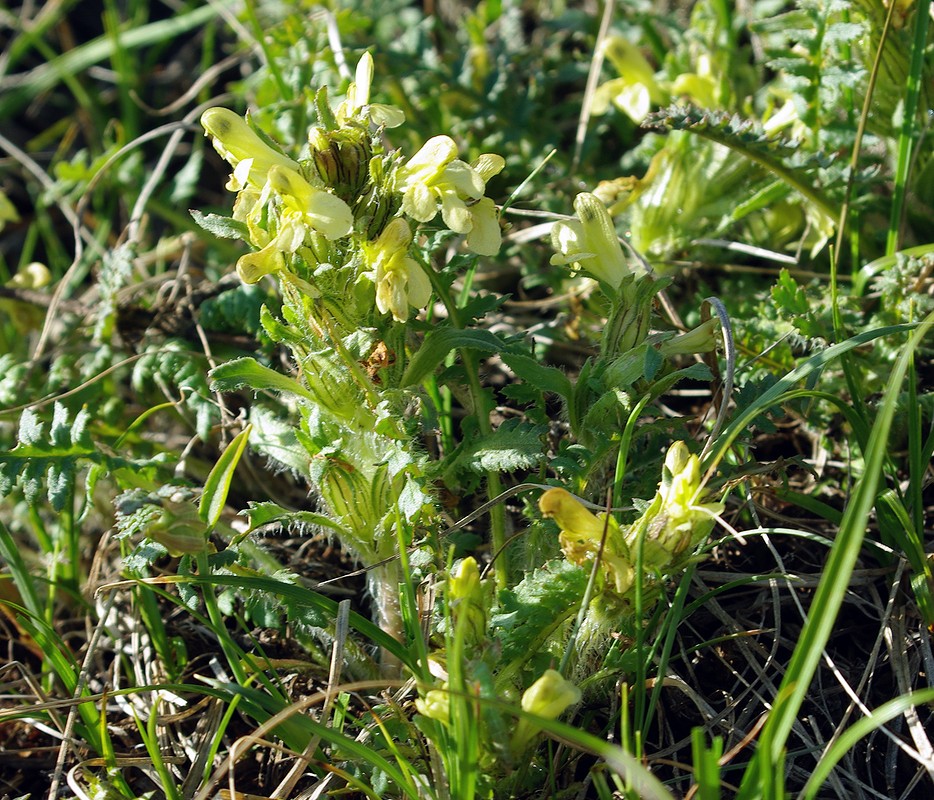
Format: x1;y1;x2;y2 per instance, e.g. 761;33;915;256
643;105;839;219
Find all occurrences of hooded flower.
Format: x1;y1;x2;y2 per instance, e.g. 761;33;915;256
540;442;723;603
268;165;354;241
362;217;432;322
551;193;639;289
448;556;487;644
201;107;300;191
539;488;635;595
232;166;353;284
650;441;724;557
395;136;504;255
592;36;666;123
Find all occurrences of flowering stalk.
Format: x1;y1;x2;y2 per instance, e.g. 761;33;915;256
198;52;508;651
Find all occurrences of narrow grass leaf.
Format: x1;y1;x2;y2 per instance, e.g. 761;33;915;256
736;311;934;798
803;688;934;799
0;520;43;617
703;323;915;476
0;2;230;118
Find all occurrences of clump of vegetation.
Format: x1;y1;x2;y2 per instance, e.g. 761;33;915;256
1;1;932;798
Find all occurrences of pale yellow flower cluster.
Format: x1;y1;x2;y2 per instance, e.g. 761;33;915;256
200;53;505;323
539;441;723;601
593;35;719;124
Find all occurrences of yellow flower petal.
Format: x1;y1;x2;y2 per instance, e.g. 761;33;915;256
539;488;605;541
471;153;505;182
268;166;353;240
201;108;298;188
465;197;502;256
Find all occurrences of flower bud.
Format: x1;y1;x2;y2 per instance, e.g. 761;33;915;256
511;670;580;752
415;687;450;725
520;669;581;718
448;557;487;643
309;127;372;202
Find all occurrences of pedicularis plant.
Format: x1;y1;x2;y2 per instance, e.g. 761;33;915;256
2;0;933;796
156;49;726;791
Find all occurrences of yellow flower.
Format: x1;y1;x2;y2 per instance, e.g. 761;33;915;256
550;193;639;288
539;488;605;542
592;36;666;123
362;217;432;322
521;669;581;718
200;107;299;190
231;166;352;284
336;52;405;129
268;165;354;241
652;441;724;556
539;488;635;595
449;556;487;643
415;686;450;725
511;669;581;752
395;136;504;255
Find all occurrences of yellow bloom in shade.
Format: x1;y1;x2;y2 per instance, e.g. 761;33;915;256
236;239;287;284
521;669;581;718
230;167;352;284
511;669;581;753
415;686;450;724
539;488;635;595
539;488;604;542
653;441;724;557
200;107;299;190
550;193;638;289
448;556;487;643
592;36;666;123
362;217;432;322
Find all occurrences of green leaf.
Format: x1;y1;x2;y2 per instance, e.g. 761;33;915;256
402;327;514;387
643;105;839;220
242;501;350;537
199;424;252;528
771;268;810;316
190;209;250;240
209;357;315;403
248;404;310;476
456;420;547;474
500;352;572;399
493;559;588;679
0;404;157;511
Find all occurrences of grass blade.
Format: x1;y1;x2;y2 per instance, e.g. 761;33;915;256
735;310;934;798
